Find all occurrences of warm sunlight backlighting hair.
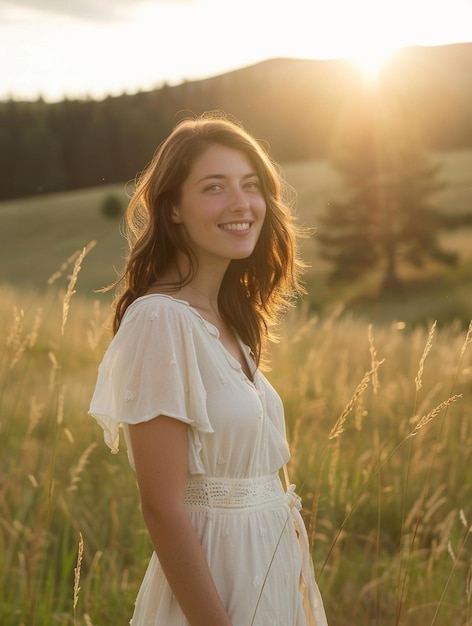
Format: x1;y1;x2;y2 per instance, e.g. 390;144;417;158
112;112;305;366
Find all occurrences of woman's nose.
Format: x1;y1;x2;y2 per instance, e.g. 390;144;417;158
229;186;249;210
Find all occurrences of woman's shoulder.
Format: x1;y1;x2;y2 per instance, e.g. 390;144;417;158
105;295;200;356
123;293;191;321
120;293;214;338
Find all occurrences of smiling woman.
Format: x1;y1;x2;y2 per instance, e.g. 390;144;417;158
88;112;329;626
169;144;267;270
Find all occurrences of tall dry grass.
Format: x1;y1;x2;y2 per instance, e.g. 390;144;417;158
270;307;472;625
0;249;471;625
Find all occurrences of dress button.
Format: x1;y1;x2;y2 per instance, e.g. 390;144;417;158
252;575;262;587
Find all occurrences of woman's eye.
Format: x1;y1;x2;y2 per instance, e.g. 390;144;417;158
245;180;260;190
204;184;223;192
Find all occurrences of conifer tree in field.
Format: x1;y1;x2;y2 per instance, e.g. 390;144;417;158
317;90;457;293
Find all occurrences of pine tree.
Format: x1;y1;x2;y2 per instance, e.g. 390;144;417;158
317;90;457;293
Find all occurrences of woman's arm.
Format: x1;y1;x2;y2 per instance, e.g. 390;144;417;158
128;416;233;626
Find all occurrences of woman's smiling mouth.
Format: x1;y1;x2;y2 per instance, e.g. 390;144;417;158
219;222;252;232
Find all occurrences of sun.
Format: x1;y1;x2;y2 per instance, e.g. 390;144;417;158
348;43;400;80
283;17;403;84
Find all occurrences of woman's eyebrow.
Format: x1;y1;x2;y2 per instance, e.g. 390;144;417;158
196;172;258;184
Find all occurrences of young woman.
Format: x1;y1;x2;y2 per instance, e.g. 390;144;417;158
89;112;328;626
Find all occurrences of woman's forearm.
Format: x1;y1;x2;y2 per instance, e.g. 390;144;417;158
142;503;233;626
129;417;231;625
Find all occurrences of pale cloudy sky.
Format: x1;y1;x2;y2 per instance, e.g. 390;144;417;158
0;0;471;101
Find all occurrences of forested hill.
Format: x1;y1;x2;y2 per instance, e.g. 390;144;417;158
1;42;471;201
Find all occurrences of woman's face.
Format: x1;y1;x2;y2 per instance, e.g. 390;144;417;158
172;144;267;270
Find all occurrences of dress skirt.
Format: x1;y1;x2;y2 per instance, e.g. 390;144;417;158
129;475;327;626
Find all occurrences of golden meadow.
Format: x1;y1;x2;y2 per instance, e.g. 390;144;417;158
1;153;472;625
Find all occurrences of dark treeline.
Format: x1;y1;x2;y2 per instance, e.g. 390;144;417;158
1;43;472;201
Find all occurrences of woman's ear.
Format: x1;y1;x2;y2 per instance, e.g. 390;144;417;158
171;205;182;224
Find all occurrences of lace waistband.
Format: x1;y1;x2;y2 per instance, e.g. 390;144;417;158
184;474;285;510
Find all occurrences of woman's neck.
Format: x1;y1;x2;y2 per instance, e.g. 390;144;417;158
179;254;228;306
151;257;228;315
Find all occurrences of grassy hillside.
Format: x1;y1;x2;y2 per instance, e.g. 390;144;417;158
1;149;471;325
0;184;128;297
291;149;472;326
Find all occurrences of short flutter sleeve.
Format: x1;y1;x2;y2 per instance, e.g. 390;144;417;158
89;297;214;473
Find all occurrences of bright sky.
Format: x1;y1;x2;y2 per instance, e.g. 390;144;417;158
0;0;471;102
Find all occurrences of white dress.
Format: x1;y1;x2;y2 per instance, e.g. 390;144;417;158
89;294;328;626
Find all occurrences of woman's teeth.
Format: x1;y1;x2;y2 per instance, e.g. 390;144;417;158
220;222;250;231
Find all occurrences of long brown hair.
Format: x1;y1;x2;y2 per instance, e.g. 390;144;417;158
113;111;305;365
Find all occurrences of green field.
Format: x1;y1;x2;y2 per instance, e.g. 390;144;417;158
1;148;472;326
1;151;472;625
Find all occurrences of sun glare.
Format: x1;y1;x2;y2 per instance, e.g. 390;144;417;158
348;44;400;80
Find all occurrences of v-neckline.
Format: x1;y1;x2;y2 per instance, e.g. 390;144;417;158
136;293;257;385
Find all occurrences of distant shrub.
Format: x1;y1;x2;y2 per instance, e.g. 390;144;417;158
101;193;124;219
